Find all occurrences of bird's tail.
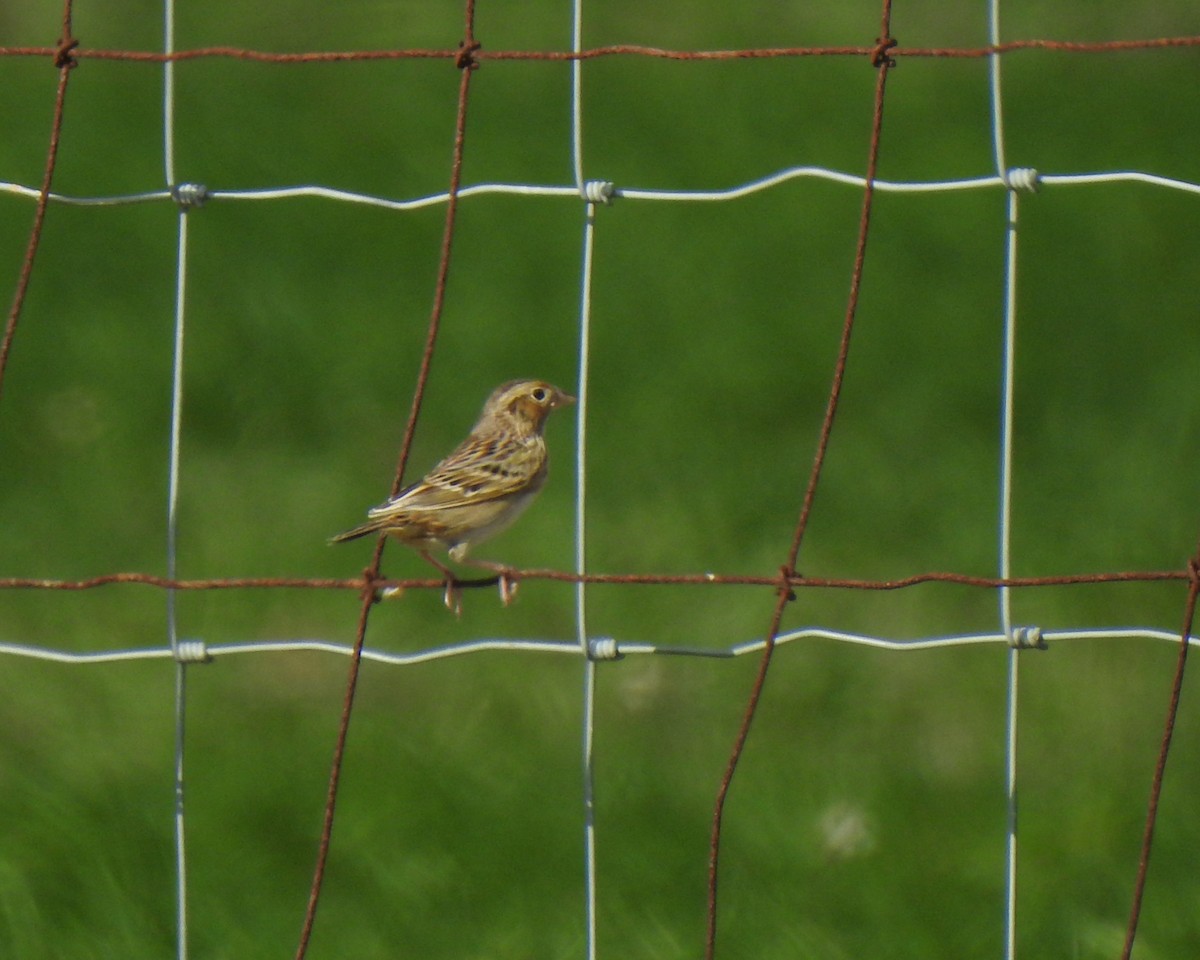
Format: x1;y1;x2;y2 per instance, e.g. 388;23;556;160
328;520;382;544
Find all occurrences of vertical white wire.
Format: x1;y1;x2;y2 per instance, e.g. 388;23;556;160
575;187;599;960
570;0;585;191
581;657;598;960
167;221;190;960
998;189;1020;960
166;246;190;957
162;1;189;958
987;0;1007;178
571;2;597;956
162;0;176;186
990;14;1016;675
570;0;591;662
987;2;1021;956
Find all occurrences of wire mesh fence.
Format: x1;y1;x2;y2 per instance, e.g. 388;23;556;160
2;1;1199;958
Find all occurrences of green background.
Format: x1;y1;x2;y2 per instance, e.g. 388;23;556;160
2;2;1200;958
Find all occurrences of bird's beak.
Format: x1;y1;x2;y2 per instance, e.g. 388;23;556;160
557;392;577;407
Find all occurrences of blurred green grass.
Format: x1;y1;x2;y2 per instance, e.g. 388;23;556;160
2;2;1200;958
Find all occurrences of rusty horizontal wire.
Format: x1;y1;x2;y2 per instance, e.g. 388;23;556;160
2;36;1199;65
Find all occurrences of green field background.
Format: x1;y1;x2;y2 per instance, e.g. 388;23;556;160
2;2;1200;958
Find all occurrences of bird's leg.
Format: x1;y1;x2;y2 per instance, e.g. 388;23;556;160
418;551;462;616
464;558;519;606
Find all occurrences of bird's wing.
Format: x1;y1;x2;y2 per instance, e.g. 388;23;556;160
367;432;544;520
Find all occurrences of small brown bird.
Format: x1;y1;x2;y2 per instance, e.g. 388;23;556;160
331;379;574;605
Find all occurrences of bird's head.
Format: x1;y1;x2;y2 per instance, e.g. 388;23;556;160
480;379;575;435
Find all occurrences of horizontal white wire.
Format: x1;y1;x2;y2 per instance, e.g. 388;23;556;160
1040;171;1200;192
3;167;1199;211
212;182;581;208
0;184;174;205
0;626;1194;667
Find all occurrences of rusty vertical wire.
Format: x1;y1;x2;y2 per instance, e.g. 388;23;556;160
0;2;76;406
293;4;479;958
1120;547;1200;960
703;6;896;958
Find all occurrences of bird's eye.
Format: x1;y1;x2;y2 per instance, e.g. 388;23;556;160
531;387;547;402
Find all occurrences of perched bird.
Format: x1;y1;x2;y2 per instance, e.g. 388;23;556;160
331;379;574;606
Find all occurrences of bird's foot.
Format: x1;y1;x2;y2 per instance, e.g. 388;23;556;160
468;559;519;606
443;579;463;617
419;551;463;616
497;573;518;606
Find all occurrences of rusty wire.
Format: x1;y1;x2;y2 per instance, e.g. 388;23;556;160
2;35;1200;64
705;10;897;958
291;3;480;957
0;568;1190;594
0;7;77;407
1120;546;1200;960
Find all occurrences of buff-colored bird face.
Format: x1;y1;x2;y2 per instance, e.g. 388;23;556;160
476;380;575;437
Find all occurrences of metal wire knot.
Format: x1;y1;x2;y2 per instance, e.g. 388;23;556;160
1005;168;1040;193
54;37;80;69
872;36;898;69
587;637;622;661
1007;626;1046;650
171;183;210;210
173;639;212;664
455;39;482;71
581;180;615;205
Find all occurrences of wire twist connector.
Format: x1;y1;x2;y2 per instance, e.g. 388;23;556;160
173;639;212;663
1004;168;1040;193
1007;626;1046;650
455;39;482;71
171;183;210;210
55;37;80;69
872;36;898;69
581;180;615;205
587;637;622;661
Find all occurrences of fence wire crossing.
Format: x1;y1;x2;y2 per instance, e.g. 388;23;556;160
2;1;1200;959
